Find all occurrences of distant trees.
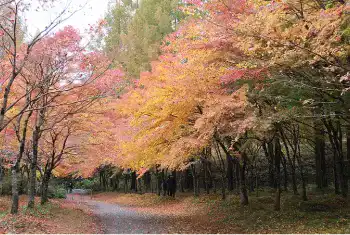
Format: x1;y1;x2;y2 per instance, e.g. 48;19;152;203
104;0;184;77
0;1;125;214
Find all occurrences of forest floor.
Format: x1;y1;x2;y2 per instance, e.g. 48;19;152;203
1;189;349;233
90;189;350;234
0;195;101;233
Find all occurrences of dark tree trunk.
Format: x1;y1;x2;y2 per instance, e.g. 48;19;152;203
255;162;259;197
130;171;137;192
162;169;167;196
263;142;275;188
296;142;308;201
239;156;248;205
172;170;177;194
221;174;226;200
156;169;161;196
235;162;240;194
274;137;282;211
315;123;327;189
114;177;119;191
143;172;151;192
180;171;185;193
191;164;198;197
324;119;344;196
282;155;288;191
124;174;128;193
336;120;348;198
41;170;51;205
280;127;299;195
333;151;340;194
28;137;38;208
227;155;234;191
185;168;193;190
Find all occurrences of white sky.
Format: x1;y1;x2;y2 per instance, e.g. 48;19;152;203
24;0;113;40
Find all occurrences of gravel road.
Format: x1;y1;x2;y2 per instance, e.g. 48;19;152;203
67;192;170;234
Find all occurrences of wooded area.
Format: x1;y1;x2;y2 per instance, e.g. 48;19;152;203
0;0;350;233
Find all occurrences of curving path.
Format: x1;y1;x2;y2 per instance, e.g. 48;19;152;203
67;191;170;234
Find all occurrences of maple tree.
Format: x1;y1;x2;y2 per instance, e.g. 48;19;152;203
0;0;350;224
91;0;350;209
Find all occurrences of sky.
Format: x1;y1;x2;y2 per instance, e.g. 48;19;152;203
24;0;113;40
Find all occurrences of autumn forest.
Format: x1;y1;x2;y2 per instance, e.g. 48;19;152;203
0;0;350;233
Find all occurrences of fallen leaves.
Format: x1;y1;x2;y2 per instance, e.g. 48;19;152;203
0;196;102;234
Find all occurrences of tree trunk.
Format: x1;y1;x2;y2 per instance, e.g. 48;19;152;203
130;171;137;192
336;120;348;198
255;165;259;197
239;157;248;205
227;155;234;191
263;142;275;189
296;143;308;201
180;171;185;193
41;170;51;205
191;165;198;197
274;137;281;211
282;155;288;191
155;170;160;196
143;172;151;192
235;161;240;194
28;109;44;208
268;142;276;188
315;123;327;189
11;167;19;214
333;152;340;194
124;174;128;193
221;174;226;200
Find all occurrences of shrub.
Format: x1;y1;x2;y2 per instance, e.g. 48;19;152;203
75;179;100;191
47;185;67;199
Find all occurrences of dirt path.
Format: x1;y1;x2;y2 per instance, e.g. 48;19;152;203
67;193;170;234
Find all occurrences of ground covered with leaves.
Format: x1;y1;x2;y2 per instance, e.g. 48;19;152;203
0;196;101;234
92;190;350;234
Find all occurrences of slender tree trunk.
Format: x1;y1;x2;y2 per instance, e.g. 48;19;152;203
333;152;340;194
336;120;348;198
221;174;226;200
156;169;161;196
191;165;198;197
11;167;19;214
28;107;45;208
268;142;276;188
124;174;128;193
274;137;281;211
296;141;308;201
0;162;3;196
130;171;137;192
240;156;248;205
324;119;342;195
282;155;288;191
315;123;327;189
180;171;185;193
12;109;32;213
227;155;234;191
204;162;209;194
235;162;240;194
255;163;259;197
291;164;298;195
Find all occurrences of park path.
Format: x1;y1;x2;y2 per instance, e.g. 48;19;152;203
67;191;170;234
